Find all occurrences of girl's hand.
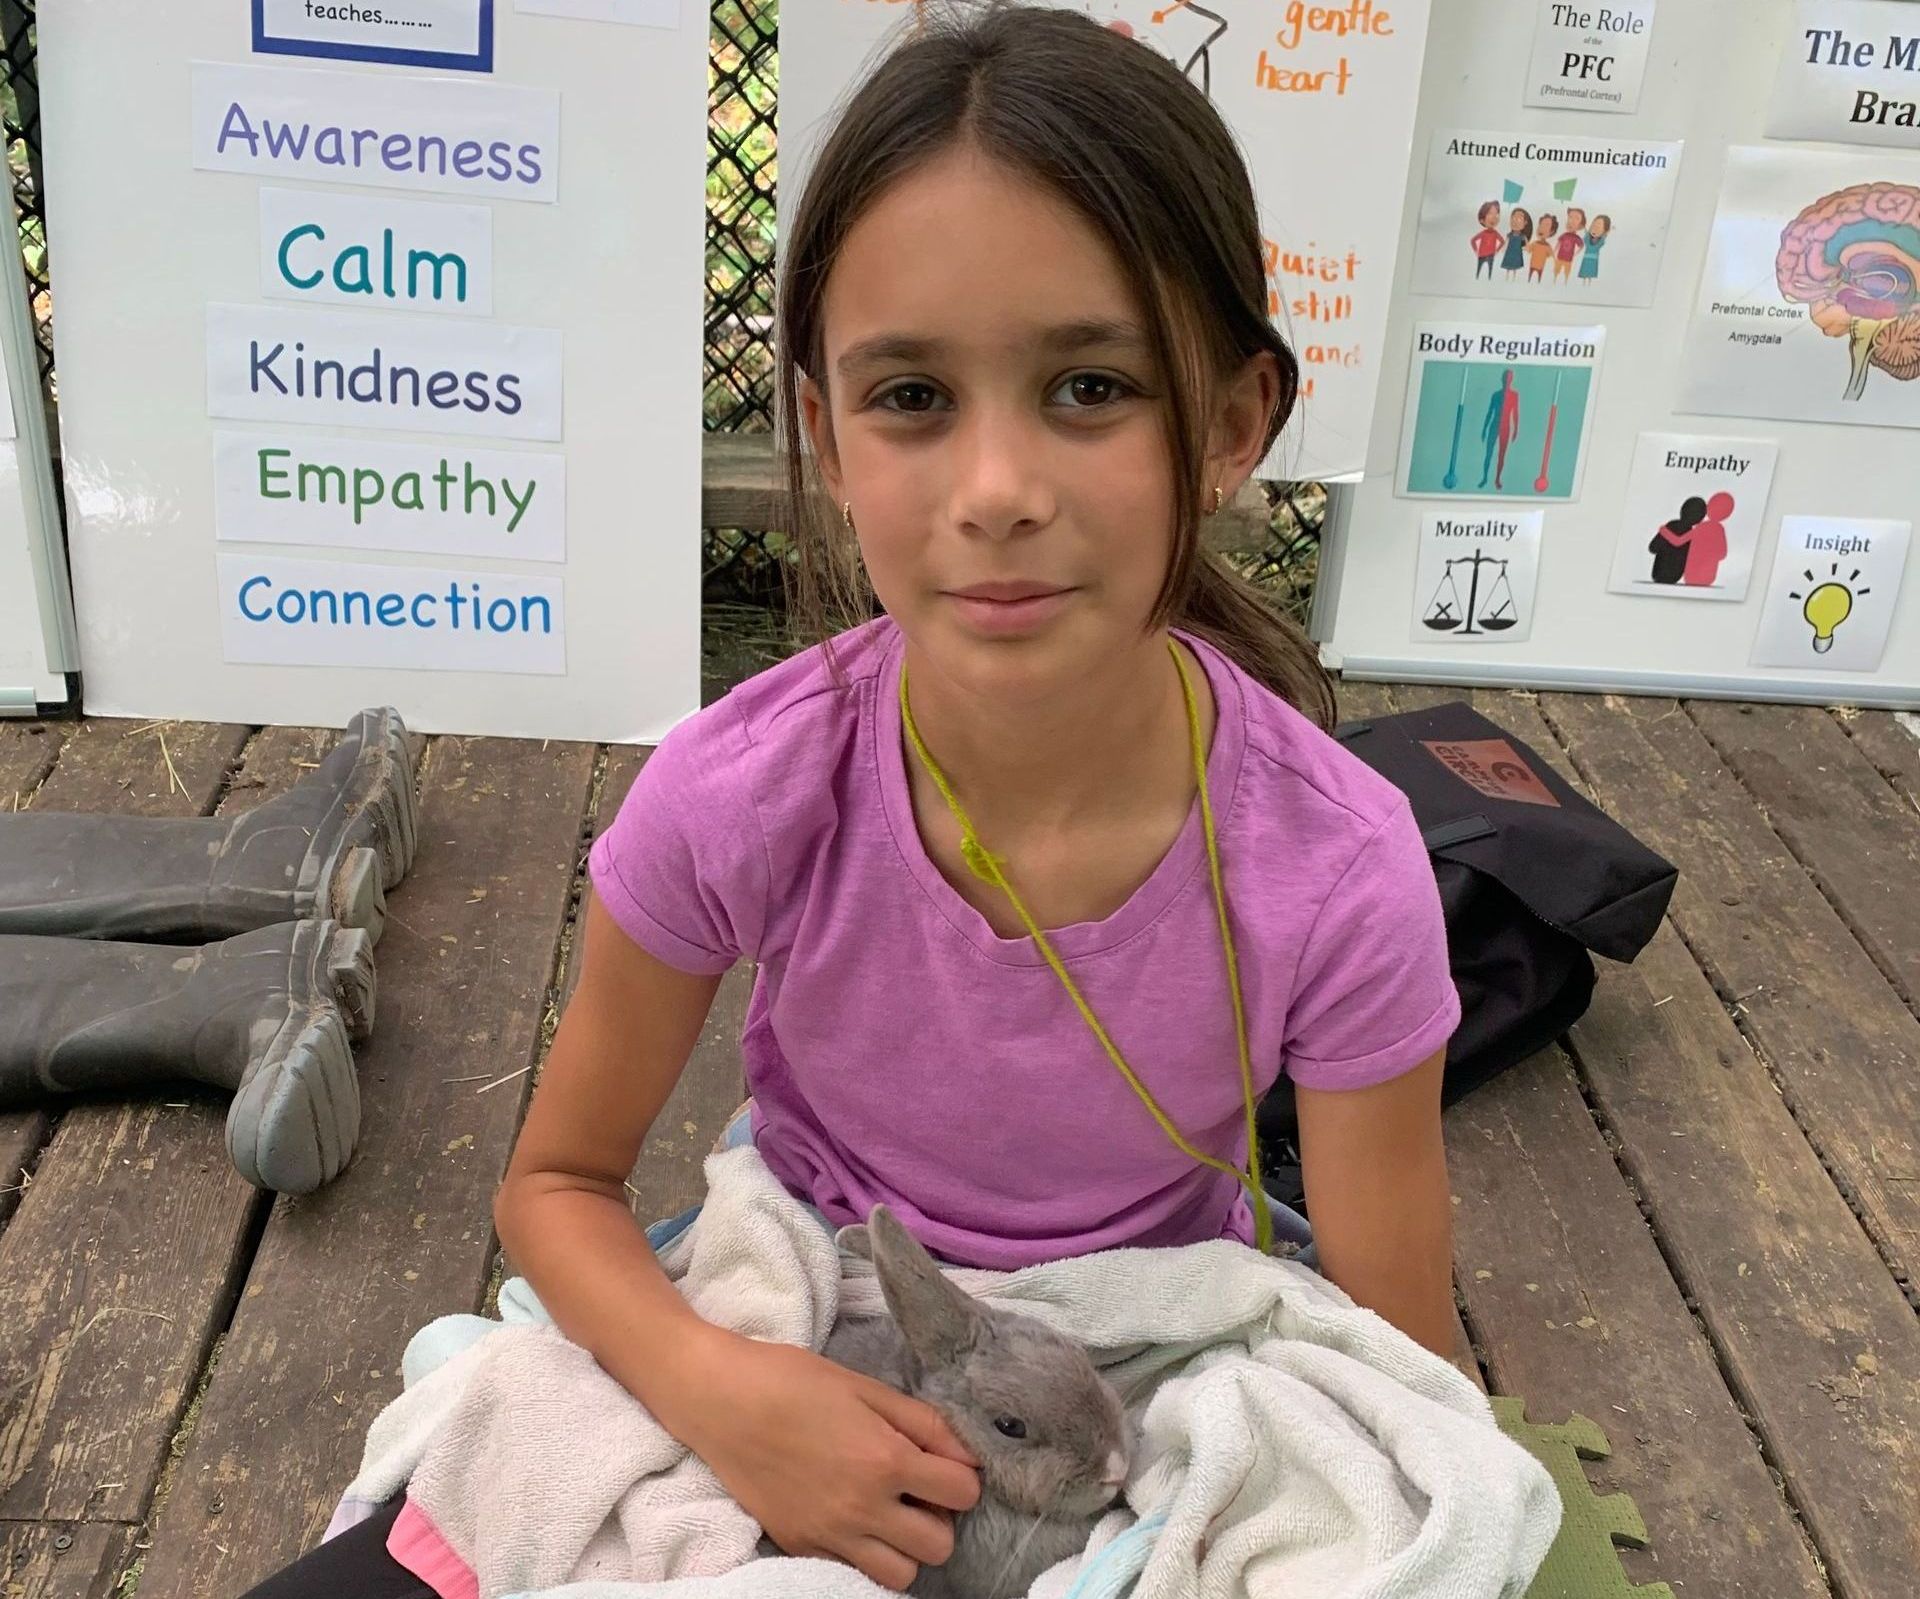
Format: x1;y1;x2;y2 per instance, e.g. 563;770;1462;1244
681;1333;982;1591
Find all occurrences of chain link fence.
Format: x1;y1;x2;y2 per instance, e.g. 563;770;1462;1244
0;0;1319;687
2;1;53;393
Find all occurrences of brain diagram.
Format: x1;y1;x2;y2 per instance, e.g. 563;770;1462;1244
1776;181;1920;402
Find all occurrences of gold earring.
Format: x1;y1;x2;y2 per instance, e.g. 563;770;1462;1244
1209;485;1224;516
842;500;853;529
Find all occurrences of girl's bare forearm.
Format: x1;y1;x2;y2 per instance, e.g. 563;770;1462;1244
494;1178;740;1447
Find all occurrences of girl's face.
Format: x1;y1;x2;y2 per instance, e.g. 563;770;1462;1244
1510;209;1528;231
799;145;1272;699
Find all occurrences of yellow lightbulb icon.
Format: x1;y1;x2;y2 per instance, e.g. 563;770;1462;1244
1801;581;1854;654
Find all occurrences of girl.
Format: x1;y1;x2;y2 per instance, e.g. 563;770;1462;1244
1500;206;1532;279
242;5;1460;1595
1526;213;1558;283
1471;199;1503;279
1580;213;1610;282
1554;206;1586;284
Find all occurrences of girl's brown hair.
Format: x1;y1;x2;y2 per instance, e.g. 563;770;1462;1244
775;0;1336;731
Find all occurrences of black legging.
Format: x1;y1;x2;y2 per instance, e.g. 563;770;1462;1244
235;1496;431;1599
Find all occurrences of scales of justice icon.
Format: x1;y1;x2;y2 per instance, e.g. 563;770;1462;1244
1423;546;1520;635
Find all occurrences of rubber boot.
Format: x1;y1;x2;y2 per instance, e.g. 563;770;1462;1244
0;707;418;944
0;920;375;1194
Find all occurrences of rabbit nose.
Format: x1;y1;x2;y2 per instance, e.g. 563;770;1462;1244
1102;1450;1129;1487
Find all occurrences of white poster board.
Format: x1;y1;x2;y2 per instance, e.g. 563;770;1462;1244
0;178;77;714
39;3;705;741
776;0;1434;486
1318;0;1920;707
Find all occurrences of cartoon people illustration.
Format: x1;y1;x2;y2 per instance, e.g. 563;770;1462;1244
1648;496;1704;585
1579;213;1610;283
1471;200;1503;280
1501;207;1533;280
1647;490;1732;586
1554;206;1586;284
1683;491;1733;585
1480;368;1523;490
1526;214;1558;282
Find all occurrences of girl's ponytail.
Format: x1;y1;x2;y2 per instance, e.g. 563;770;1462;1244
1179;554;1337;734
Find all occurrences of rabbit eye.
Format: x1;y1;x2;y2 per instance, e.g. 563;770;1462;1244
993;1416;1027;1439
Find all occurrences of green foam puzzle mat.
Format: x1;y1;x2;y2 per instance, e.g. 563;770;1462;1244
1491;1397;1676;1599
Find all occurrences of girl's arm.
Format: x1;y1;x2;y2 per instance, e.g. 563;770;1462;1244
494;890;978;1590
1293;1049;1463;1365
495;889;734;1428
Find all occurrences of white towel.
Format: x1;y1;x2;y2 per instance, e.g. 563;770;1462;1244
328;1145;1559;1599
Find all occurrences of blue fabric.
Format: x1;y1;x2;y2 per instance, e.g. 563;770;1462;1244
1061;1513;1169;1599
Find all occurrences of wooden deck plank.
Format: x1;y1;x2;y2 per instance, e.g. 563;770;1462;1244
0;722;62;804
127;735;597;1599
1836;708;1920;814
0;1519;127;1599
1449;1054;1828;1599
0;721;254;1527
28;720;248;817
1468;690;1920;1596
1346;684;1828;1595
1541;691;1920;1295
1687;700;1920;1014
1575;916;1920;1593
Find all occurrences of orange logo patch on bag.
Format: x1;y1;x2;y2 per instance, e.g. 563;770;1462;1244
1421;738;1561;808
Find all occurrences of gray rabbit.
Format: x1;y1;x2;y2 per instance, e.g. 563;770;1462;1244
752;1205;1132;1596
812;1204;1133;1599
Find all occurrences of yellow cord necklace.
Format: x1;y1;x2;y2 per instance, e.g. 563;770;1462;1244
899;638;1274;1254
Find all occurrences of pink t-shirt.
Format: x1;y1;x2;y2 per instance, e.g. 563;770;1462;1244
589;618;1459;1269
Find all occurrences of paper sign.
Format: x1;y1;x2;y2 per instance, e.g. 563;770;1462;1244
1750;516;1912;672
192;60;559;203
219;553;566;674
1411;131;1681;308
1396;323;1605;501
253;0;493;73
515;0;680;27
1607;433;1779;602
1412;508;1544;643
213;431;566;562
206;302;563;441
1768;0;1920;151
1524;0;1657;113
1677;145;1920;432
260;188;494;315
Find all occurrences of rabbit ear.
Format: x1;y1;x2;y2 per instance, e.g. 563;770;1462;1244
838;1224;873;1261
867;1205;981;1370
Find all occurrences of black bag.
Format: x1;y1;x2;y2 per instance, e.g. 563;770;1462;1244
1257;699;1678;1209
